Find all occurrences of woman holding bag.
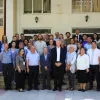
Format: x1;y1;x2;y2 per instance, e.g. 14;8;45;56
16;48;26;92
77;48;89;92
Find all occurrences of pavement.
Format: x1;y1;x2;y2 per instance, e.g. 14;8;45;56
0;89;100;100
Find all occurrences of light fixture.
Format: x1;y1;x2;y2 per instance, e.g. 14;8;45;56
35;16;38;23
85;15;89;22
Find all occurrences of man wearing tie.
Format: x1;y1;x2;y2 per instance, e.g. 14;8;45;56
40;47;51;90
51;40;66;91
72;29;82;42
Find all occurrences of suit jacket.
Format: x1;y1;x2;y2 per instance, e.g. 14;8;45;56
40;53;51;71
51;47;66;67
72;34;82;42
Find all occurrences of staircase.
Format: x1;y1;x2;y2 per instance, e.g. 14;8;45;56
0;73;97;90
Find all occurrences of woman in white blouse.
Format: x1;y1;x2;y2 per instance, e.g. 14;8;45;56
77;48;89;92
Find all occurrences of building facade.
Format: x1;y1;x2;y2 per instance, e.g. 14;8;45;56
0;0;100;42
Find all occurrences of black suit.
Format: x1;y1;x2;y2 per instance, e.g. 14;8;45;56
72;34;82;42
51;47;66;89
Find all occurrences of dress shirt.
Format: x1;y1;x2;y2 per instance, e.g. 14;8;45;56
26;51;40;66
56;47;60;61
44;54;47;61
10;48;18;67
34;41;47;55
84;43;92;51
66;52;76;73
0;49;13;64
87;48;100;65
77;54;89;70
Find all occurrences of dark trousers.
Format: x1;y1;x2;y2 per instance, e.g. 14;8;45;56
16;70;25;89
42;68;50;88
2;63;13;89
89;65;100;89
67;71;74;88
53;65;64;89
28;66;39;89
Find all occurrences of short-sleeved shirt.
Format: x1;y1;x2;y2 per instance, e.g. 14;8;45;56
16;55;25;70
87;48;100;65
26;51;40;66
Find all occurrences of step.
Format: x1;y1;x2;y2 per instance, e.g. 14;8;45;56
0;74;97;89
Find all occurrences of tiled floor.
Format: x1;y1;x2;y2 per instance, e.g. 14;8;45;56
0;89;100;100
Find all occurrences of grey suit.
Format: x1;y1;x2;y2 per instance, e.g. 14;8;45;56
40;53;51;89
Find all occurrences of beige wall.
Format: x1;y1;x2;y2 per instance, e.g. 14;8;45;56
16;0;100;37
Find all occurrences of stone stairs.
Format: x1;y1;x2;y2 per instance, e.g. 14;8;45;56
0;73;97;90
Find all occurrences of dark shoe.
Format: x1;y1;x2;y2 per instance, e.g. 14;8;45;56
88;88;93;90
5;88;8;91
27;88;32;91
58;88;62;92
47;87;51;90
53;88;57;91
82;89;86;92
42;87;46;90
97;89;100;91
34;88;39;90
78;89;82;91
8;88;13;90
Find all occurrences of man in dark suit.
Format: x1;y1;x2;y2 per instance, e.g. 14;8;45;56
40;47;51;90
72;29;82;42
51;40;66;91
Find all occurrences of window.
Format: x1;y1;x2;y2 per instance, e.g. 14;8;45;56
24;0;32;13
72;0;100;12
24;29;51;34
24;0;51;14
0;0;3;26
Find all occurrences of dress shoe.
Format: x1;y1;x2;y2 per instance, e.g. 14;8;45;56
78;89;82;91
5;88;8;91
34;88;39;90
53;88;57;91
27;88;32;91
47;87;51;90
88;88;93;90
82;89;86;92
42;87;46;90
58;88;62;92
97;89;100;91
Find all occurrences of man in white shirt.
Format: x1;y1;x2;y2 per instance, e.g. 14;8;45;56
87;41;100;91
34;34;47;55
26;46;40;91
51;40;66;91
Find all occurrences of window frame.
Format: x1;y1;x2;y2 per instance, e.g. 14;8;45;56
72;0;100;13
23;0;51;14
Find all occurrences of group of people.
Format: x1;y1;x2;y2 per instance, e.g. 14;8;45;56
0;29;100;92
